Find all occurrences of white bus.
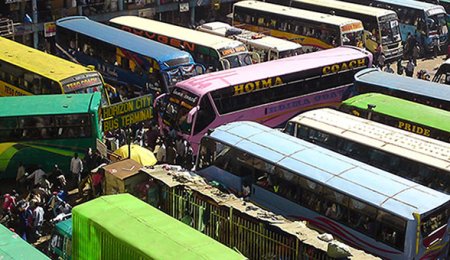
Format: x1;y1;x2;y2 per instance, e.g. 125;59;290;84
109;16;260;71
197;21;303;62
265;0;403;62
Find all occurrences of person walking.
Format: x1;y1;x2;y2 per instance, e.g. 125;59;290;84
374;46;381;67
70;153;83;184
405;59;415;77
412;43;420;65
383;63;394;73
396;59;404;75
17;201;33;242
406;33;416;59
175;137;186;165
165;140;177;165
27;166;46;188
433;33;441;58
145;125;159;152
32;202;44;238
16;162;26;189
155;138;166;163
377;54;385;70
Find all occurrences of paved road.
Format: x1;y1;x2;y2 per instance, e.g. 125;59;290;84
388;53;448;79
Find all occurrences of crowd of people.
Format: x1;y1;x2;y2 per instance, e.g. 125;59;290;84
372;33;443;81
0;146;110;243
105;121;195;171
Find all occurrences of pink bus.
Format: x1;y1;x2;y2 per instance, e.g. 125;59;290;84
156;46;372;152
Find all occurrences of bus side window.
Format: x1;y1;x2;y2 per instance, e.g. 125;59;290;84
296;124;308;139
121;57;130;71
245;14;251;24
376;211;406;250
33;78;42;95
283;122;295;136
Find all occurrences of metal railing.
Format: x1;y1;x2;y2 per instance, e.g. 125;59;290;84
0;18;15;38
159;185;336;260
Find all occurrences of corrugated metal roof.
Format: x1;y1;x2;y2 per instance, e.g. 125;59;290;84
72;194;246;259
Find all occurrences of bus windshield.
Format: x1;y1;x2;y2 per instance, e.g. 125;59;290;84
61;72;108;105
165;64;205;86
342;30;363;46
421;206;449;243
379;16;401;45
279;48;303;59
223;52;253;68
427;13;447;32
161;88;199;134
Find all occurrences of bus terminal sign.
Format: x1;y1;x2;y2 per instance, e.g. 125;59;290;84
101;94;153;132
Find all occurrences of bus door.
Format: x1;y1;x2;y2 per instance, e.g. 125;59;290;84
363;30;379;54
220;59;231;70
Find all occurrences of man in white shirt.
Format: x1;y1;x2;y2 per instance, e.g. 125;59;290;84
70;153;83;184
32;202;45;237
27;166;46;187
16;162;26;185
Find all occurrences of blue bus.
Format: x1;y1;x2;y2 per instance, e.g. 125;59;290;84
419;0;450;28
55;16;205;96
341;0;448;53
195;121;450;259
352;68;450;110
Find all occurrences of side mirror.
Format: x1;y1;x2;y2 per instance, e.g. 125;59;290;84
251;52;261;64
153;93;167;108
220;59;231;70
195;64;206;74
187;106;199;124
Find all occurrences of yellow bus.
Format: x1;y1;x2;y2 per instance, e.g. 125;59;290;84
265;0;403;62
232;0;365;52
0;36;111;105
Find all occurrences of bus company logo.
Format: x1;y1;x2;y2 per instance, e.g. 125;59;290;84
172;88;198;104
233;77;284;96
64;77;101;91
322;58;366;75
121;26;196;52
219;45;247;56
342;22;363;32
397;121;431;137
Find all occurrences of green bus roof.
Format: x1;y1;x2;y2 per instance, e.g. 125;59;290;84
55;218;72;238
72;194;246;260
0;93;101;117
0;224;50;259
342;93;450;132
0;36;96;82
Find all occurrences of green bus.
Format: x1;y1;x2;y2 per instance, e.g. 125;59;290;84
340;93;450;143
0;93;102;178
0;223;50;259
50;194;246;260
48;218;73;260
